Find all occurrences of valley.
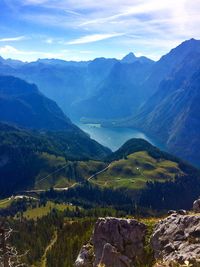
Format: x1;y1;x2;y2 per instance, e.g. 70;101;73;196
0;39;200;165
0;37;200;267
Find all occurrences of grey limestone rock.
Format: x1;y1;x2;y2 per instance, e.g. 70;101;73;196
93;217;146;267
75;217;146;267
151;213;200;266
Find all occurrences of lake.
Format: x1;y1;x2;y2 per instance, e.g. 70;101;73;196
77;122;161;151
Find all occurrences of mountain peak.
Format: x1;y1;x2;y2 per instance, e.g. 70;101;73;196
121;52;154;64
169;38;200;56
179;38;200;48
121;52;137;63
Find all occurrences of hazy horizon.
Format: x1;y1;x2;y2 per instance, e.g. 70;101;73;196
0;38;199;63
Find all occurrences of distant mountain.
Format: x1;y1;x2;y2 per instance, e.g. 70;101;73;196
0;75;73;130
0;56;25;67
122;39;200;165
121;52;154;64
139;38;200;97
72;60;154;120
0;54;152;120
36;58;90;67
0;56;118;118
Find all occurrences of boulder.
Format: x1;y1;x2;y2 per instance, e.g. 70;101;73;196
167;210;176;215
93;217;146;267
151;213;200;266
75;217;146;267
193;199;200;213
177;209;187;215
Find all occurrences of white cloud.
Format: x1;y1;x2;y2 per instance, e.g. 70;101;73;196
0;45;62;60
0;36;26;42
0;45;94;61
0;45;19;53
45;38;53;44
67;33;124;45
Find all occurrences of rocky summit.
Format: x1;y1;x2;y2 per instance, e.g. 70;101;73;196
75;217;147;267
75;200;200;267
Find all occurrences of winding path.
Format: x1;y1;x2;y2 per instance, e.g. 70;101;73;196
15;164;111;198
87;164;111;181
41;231;58;267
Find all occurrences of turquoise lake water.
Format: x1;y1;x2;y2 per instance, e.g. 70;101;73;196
77;122;161;151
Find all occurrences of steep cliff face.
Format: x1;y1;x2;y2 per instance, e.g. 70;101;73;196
75;200;200;267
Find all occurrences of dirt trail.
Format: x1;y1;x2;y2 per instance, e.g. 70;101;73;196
41;231;58;267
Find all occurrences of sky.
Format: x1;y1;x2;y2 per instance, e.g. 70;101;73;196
0;0;199;62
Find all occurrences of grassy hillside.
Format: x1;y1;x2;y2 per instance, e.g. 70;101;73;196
23;201;75;220
91;151;183;189
1;129;196;197
88;138;197;190
34;154;106;190
35;149;183;191
0;122;110;197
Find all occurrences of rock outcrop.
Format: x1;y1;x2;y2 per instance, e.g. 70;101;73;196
193;199;200;213
151;213;200;266
75;200;200;267
75;217;146;267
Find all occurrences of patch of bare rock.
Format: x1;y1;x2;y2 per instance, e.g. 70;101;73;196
151;213;200;266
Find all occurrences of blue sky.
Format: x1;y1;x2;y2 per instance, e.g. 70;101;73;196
0;0;199;61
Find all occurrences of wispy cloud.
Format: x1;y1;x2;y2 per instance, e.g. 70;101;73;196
64;9;82;16
67;33;124;45
78;1;172;27
16;0;200;38
21;0;48;4
2;0;200;61
0;36;26;42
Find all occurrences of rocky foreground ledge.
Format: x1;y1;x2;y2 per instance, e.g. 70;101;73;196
75;200;200;267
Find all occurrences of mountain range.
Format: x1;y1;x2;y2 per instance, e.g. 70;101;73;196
0;38;200;165
0;53;154;120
